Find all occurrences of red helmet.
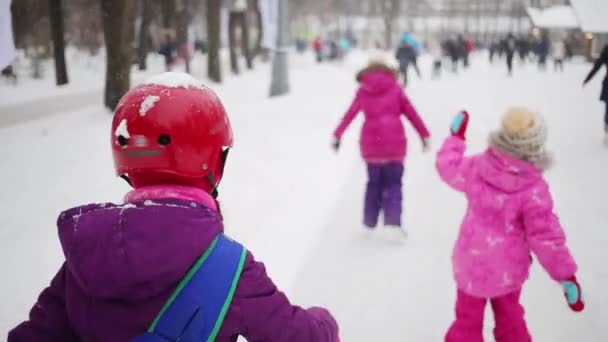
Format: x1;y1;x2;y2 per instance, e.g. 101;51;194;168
111;73;233;193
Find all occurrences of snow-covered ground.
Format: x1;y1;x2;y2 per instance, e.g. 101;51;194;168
1;50;607;341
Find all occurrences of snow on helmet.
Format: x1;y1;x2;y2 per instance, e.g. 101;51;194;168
111;72;233;194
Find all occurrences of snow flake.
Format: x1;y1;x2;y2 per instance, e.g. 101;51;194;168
508;166;520;173
139;95;160;116
502;272;513;286
531;188;542;204
496;194;506;206
486;235;504;247
115;119;130;138
542;240;558;250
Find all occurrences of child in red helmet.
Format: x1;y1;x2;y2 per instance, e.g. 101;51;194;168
9;72;340;342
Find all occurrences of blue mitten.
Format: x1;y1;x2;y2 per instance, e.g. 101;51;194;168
450;110;469;140
561;276;584;312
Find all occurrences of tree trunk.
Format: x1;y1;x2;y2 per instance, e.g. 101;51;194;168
207;0;222;82
177;8;191;73
379;0;399;50
101;0;136;111
137;0;153;70
161;0;176;29
229;11;240;74
242;10;253;69
49;0;68;85
252;0;263;56
384;18;392;50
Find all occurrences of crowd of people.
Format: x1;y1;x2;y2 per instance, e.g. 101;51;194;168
394;33;474;85
310;36;353;62
489;32;575;75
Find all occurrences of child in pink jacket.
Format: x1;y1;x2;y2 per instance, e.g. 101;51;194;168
333;58;430;235
436;108;584;342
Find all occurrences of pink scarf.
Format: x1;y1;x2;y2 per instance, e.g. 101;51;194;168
124;185;217;210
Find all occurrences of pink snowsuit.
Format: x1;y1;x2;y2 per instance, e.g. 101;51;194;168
436;136;577;342
333;70;429;163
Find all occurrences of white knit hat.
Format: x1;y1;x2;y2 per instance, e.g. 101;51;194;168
490;108;551;168
356;50;399;82
367;49;399;70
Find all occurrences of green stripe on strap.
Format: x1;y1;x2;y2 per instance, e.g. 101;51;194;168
207;247;247;342
147;236;220;333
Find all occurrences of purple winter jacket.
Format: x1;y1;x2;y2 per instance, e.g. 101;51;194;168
8;199;338;342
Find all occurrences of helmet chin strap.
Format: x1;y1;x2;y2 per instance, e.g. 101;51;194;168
119;149;230;198
208;148;230;199
120;174;133;187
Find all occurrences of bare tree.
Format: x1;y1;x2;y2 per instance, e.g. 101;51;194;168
228;0;252;74
137;0;153;70
242;13;253;70
251;0;264;57
161;0;176;29
49;0;68;85
378;0;401;49
176;1;192;73
228;11;241;74
100;0;136;110
207;0;222;82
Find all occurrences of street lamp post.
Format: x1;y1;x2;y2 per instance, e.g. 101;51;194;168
270;0;289;97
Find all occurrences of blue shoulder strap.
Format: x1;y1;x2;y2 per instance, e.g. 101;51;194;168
132;234;247;342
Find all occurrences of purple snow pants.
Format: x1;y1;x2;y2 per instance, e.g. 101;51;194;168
364;163;404;228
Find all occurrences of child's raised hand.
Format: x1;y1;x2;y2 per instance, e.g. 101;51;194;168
561;276;585;312
450;110;470;140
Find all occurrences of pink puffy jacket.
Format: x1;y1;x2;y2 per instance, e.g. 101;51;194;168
333;70;429;163
436;136;577;298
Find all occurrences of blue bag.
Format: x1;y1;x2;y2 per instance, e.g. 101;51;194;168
132;234;246;342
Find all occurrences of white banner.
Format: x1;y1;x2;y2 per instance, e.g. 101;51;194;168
259;0;278;49
0;0;16;69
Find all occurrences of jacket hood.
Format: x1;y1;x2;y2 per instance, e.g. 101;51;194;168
57;199;222;301
478;148;542;193
357;69;399;95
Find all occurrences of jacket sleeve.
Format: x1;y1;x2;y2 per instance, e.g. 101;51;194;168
435;136;475;192
232;252;339;342
584;47;607;84
333;94;361;140
522;181;578;282
8;265;78;342
400;91;430;139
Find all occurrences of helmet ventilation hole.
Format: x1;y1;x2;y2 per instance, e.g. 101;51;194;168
158;134;172;146
117;135;129;147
